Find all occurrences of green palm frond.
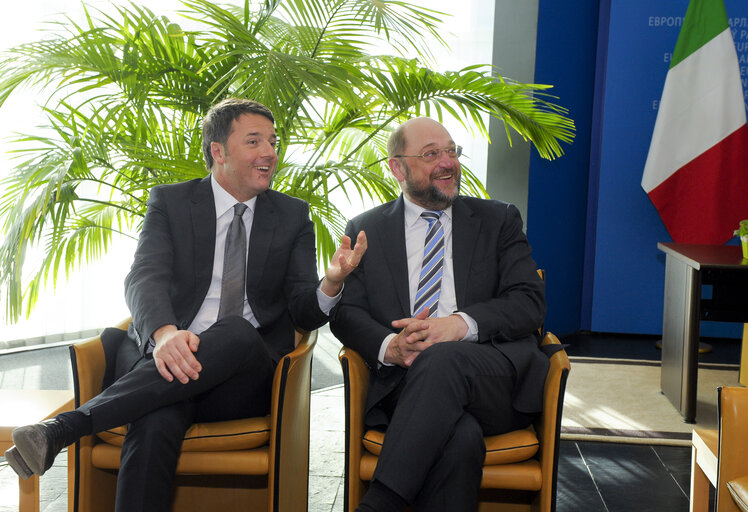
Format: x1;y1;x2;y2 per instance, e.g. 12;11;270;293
0;0;575;322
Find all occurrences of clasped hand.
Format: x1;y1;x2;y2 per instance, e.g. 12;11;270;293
384;310;469;367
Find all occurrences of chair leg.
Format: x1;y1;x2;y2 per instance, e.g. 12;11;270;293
690;444;710;512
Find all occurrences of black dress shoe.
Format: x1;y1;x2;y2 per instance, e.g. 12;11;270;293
5;418;67;479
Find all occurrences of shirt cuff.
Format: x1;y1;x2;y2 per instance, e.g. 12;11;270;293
378;333;397;366
316;283;343;316
454;312;479;342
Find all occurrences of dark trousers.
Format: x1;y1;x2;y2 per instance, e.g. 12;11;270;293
373;342;535;511
77;316;275;512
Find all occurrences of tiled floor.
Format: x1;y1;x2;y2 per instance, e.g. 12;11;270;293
309;386;346;512
0;449;69;512
557;332;736;512
558;440;692;511
0;328;739;511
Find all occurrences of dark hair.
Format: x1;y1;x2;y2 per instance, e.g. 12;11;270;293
387;122;408;158
202;98;275;170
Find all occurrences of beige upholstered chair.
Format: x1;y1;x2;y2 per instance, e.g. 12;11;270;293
339;331;570;512
691;386;748;512
69;318;316;512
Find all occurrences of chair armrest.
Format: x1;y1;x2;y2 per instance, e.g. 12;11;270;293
69;318;131;406
727;476;748;512
339;347;371;511
268;329;318;511
68;317;130;512
718;387;748;511
536;332;571;512
70;338;106;407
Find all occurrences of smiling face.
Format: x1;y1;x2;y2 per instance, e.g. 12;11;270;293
210;113;278;202
388;118;461;210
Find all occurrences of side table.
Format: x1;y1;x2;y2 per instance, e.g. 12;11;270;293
0;389;74;512
657;243;748;422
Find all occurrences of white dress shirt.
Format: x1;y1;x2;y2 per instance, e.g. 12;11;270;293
186;177;259;334
377;195;479;364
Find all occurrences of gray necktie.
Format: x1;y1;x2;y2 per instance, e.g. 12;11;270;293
218;203;248;319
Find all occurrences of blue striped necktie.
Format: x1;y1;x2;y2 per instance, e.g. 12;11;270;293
413;210;444;317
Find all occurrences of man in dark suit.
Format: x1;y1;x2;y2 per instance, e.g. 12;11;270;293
4;98;366;512
330;117;547;512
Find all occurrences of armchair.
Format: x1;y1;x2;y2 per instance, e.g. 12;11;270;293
68;318;316;512
339;330;570;512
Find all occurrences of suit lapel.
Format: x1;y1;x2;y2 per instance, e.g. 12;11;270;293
377;197;411;316
190;177;216;298
247;192;277;288
451;198;481;308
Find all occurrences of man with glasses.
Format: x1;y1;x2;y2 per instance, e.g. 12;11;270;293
331;117;547;511
5;98;366;512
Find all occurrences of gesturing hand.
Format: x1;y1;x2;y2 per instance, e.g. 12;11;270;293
321;231;367;297
152;325;202;384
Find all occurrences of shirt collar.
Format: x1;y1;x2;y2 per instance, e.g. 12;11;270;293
402;194;452;228
210;175;257;217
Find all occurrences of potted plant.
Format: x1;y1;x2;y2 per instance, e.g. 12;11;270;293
736;219;748;259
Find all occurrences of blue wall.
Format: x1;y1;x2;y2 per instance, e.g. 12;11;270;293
530;0;747;338
529;0;599;336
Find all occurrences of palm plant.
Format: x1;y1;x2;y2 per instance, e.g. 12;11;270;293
0;0;575;322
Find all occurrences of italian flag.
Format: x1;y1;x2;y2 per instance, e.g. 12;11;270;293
642;0;748;245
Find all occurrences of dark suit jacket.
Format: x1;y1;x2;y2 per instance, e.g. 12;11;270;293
124;176;329;362
330;195;548;422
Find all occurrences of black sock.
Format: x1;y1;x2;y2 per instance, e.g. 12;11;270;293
55;410;92;446
356;480;407;512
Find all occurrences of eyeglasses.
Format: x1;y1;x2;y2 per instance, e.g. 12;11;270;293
394;145;462;163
